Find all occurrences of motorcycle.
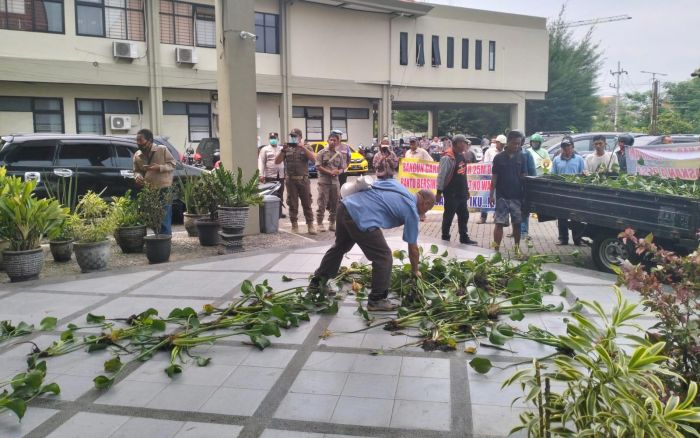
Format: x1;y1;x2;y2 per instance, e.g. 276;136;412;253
182;146;198;166
259;180;282;198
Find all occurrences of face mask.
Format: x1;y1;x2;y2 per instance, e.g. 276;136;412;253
269;139;278;145
532;143;541;150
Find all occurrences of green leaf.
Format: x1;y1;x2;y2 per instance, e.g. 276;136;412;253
149;319;166;332
509;309;525;321
469;357;493;374
250;334;271;350
164;364;182;378
86;341;109;353
2;399;27;419
41;382;61;395
281;275;294;282
429;244;438;254
86;313;105;324
260;322;281;337
240;280;254;296
60;330;75;341
196;356;211;367
39;316;57;331
168;307;196;319
66;323;79;330
269;305;288;321
93;375;115;390
103;356;122;373
506;277;525;293
542;271;557;282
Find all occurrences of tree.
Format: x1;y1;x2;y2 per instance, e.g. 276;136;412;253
656;110;694;134
393;110;428;134
663;79;700;133
526;7;602;134
438;105;510;137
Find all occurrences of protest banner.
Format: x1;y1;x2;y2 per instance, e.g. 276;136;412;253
626;143;700;180
466;163;495;212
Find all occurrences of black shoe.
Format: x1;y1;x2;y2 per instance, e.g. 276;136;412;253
556;241;569;246
506;233;513;238
308;276;327;294
573;239;582;246
441;235;450;242
280;213;287;219
460;237;478;245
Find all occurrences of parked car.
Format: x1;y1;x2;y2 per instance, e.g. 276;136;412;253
308;141;368;175
0;133;205;223
195;137;220;169
632;134;700;146
543;132;646;159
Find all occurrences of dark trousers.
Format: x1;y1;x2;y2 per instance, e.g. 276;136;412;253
314;204;393;300
338;172;348;186
557;219;584;243
442;194;469;241
286;177;314;224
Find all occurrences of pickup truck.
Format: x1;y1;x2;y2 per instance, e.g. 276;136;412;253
524;175;700;273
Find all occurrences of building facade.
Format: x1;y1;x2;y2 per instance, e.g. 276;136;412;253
0;0;548;152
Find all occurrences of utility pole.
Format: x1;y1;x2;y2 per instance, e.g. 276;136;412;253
641;71;667;134
610;61;628;131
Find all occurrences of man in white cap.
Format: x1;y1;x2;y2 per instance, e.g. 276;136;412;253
404;136;434;161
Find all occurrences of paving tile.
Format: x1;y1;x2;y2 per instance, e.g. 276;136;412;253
181;253;279;271
189;345;252;366
400;357;450;379
269;253;327;273
303;352;357;373
199;387;268;416
44;374;94;401
261;431;323;438
330;396;393;427
395;376;451;402
469;380;527;407
0;292;103;325
168;363;235;387
318;332;364;348
46;412;129;438
34;271;161;294
351;354;402;376
390;399;451;431
129;271;253;298
548;266;615;285
146;384;217;411
242;348;296;368
111;417;184;438
342;373;398;399
360;332;409;349
251;272;311;292
46;349;111;377
0;407;57;438
471;404;528;437
95;380;167;407
275;393;338;422
466;361;524;383
291;370;348;395
278;314;320;345
223;365;283;390
174;422;243;438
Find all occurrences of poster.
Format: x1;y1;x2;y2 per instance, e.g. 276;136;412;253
626;143;700;180
397;158;495;212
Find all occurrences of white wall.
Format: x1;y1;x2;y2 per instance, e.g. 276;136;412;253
291;95;373;148
0;112;33;135
257;94;281;143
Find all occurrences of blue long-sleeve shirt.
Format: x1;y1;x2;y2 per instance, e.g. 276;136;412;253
552;154;585;175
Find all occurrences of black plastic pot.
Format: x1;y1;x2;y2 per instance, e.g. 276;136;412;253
115;225;147;253
195;219;220;246
144;234;172;264
49;239;73;262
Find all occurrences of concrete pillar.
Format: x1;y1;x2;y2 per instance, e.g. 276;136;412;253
216;0;259;233
378;85;392;139
427;108;439;137
279;0;291;138
145;0;163;134
510;101;526;132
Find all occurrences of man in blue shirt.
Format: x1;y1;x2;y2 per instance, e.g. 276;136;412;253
552;137;585;245
310;179;436;311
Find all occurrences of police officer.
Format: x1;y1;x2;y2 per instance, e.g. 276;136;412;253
275;128;317;235
316;132;345;232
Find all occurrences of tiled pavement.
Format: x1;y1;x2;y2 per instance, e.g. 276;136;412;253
0;236;651;438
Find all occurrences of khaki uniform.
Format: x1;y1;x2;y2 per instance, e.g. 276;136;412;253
283;145;314;225
316;147;344;225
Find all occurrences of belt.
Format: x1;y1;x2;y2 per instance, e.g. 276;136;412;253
288;175;308;180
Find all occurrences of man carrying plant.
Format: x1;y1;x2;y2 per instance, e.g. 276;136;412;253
585;134;618;174
275;128;317;235
134;128;176;235
310;180;436;311
315;132;344;232
552;136;585;245
258;132;286;218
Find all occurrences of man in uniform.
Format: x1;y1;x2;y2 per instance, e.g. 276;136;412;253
316;132;345;232
275;128;317;235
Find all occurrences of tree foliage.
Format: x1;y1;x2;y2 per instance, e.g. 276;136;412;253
393;105;510;137
526;7;602;134
393;110;427;134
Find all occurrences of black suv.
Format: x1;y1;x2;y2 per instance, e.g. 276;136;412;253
195;138;220;169
0;134;205;222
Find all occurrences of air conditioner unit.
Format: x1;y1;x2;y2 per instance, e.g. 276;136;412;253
176;47;198;65
113;41;138;60
110;115;132;131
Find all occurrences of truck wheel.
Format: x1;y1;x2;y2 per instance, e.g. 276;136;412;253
591;234;629;273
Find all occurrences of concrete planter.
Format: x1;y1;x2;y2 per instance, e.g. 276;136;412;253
49;239;73;263
2;248;44;282
183;213;209;237
74;240;111;273
114;225;147;253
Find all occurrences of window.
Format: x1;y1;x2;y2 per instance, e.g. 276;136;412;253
431;35;440;67
0;0;64;33
330;108;348;141
255;12;278;54
461;38;469;69
292;106;324;141
33;98;63;133
163;101;211;142
488;40;496;71
475;39;482;70
114;144;134;168
446;37;454;68
57;142;112;167
160;1;214;47
76;99;104;134
76;0;144;40
4;141;56;166
415;33;424;66
399;32;408;66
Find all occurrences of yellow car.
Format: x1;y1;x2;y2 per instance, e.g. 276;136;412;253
308;142;368;175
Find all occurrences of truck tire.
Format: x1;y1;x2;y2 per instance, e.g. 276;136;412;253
591;233;630;273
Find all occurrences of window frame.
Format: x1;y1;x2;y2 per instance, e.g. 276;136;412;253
461;38;469;69
254;11;279;54
75;98;106;135
475;39;482;70
56;140;115;168
194;3;215;48
488;40;496;71
0;0;65;34
160;1;214;48
415;33;425;66
431;35;441;67
162;101;211;142
446;36;454;68
75;0;145;41
32;97;64;133
303;106;324;142
399;31;408;66
330;108;348;141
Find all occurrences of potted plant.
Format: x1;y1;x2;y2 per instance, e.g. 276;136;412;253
177;175;208;237
72;191;116;273
214;164;263;234
138;183;174;264
194;171;222;246
112;191;146;253
0;170;67;282
44;169;79;263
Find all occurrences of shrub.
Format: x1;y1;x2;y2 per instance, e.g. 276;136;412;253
73;191;116;243
136;183;173;235
111;191;143;228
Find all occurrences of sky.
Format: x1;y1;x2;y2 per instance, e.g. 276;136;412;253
420;0;699;96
